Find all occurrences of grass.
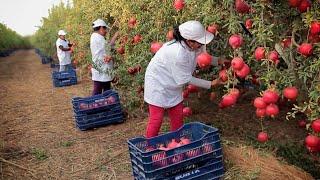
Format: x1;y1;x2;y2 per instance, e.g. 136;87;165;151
60;141;74;147
31;148;48;161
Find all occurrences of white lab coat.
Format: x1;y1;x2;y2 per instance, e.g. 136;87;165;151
144;41;216;108
56;38;71;65
90;32;113;82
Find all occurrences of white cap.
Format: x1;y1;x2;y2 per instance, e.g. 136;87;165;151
58;30;67;36
179;21;214;45
92;19;109;28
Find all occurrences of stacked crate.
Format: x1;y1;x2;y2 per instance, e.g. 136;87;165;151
128;122;224;180
72;90;125;130
51;69;77;87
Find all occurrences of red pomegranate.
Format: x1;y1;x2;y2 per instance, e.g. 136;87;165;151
262;90;279;104
229;34;243;49
207;24;219;34
257;132;269;143
268;51;279;64
266;104;279;117
256;108;266;118
231;57;245;70
245;19;253;29
229;88;240;99
288;0;301;7
174;0;185;11
312;119;320;133
133;34;142;44
283;86;298;101
187;85;198;93
235;0;251;14
219;69;228;82
128;17;137;28
197;52;212;68
282;38;292;48
219;94;237;108
183;107;192;117
298;43;313;57
235;64;250;79
310;21;320;35
254;47;265;61
254;97;267;109
305;135;319;147
150;42;163;54
182;90;189;99
298;0;311;13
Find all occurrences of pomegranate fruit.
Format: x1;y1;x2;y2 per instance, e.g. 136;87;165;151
255;47;265;61
182;90;189;99
312;119;320;133
183;107;192;117
152;152;168;167
167;139;179;150
235;64;250;79
197;52;212;68
256;108;266;118
180;137;191;145
298;0;311;13
185;148;201;158
231;57;245;70
257;132;269;143
262;90;279;104
229;34;243;49
310;21;320;35
174;0;185;11
150;42;163;54
219;69;228;82
207;24;219;34
254;97;267;109
268;51;279;64
283;86;298;101
245;19;253;29
229;88;240;99
219;94;237;108
187;85;198;93
305;135;319;147
298;43;313;57
235;0;251;14
288;0;301;7
266;104;279;117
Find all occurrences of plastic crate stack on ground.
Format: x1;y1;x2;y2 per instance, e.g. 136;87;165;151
127;122;224;180
72;90;125;131
34;48;52;64
51;69;77;87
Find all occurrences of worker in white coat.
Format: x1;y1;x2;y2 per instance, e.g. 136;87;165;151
56;30;72;72
90;19;119;95
144;20;226;138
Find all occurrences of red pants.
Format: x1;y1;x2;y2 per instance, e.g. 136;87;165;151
146;102;183;138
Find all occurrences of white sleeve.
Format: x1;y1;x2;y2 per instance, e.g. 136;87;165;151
171;52;193;86
56;39;62;48
190;77;211;89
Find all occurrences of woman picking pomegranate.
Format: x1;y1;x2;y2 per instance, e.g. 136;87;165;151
144;20;226;138
90;19;119;95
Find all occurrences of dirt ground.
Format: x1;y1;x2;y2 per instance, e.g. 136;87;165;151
0;50;315;180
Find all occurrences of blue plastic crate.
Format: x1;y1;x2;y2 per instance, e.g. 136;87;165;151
53;77;77;87
76;114;124;130
72;90;120;115
133;158;224;180
52;69;77;80
127;122;224;180
72;90;125;131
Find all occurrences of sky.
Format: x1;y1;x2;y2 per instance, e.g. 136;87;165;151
0;0;69;36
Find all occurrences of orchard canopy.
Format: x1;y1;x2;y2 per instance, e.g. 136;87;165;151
32;0;320;131
0;23;30;52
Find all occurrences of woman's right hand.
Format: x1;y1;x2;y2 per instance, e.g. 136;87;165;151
211;78;224;88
